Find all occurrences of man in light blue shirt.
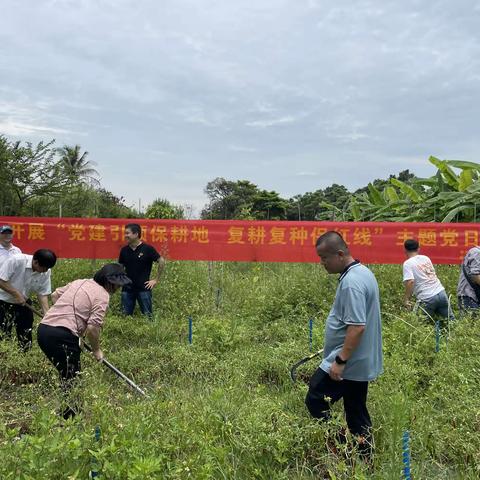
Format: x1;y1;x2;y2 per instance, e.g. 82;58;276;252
305;231;383;460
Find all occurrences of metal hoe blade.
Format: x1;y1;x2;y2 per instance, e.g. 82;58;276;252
83;344;147;397
290;349;324;382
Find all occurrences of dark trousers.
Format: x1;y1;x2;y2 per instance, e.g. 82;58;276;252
458;295;480;312
121;289;153;317
37;323;81;419
37;324;81;382
306;368;372;455
0;299;34;351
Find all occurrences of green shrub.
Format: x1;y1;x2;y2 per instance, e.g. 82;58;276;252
0;261;477;479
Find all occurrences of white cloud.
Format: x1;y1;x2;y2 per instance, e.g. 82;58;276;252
177;105;228;128
245;116;298;128
0;100;85;137
251;101;277;114
0;0;479;207
228;144;258;153
0;121;77;136
142;149;169;156
327;131;369;143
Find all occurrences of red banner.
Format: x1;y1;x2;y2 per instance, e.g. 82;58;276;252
0;216;478;264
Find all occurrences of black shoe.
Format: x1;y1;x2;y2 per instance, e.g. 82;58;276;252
61;406;76;420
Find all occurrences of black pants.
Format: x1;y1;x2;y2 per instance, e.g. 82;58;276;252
305;368;372;455
37;324;81;419
0;299;34;351
37;324;81;382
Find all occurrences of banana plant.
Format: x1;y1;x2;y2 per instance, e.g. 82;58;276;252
367;183;386;206
349;157;480;222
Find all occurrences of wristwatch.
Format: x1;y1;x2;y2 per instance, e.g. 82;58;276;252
335;355;347;365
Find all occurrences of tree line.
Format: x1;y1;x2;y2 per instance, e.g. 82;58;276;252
201;158;480;222
1;135;479;222
0;136;133;218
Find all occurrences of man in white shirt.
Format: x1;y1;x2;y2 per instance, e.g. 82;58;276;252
0;249;56;350
0;225;22;266
403;239;452;319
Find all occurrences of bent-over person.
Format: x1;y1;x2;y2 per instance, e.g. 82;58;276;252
457;246;480;312
402;239;453;320
0;249;56;350
37;263;131;419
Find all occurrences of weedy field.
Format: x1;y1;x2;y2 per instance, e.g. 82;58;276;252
0;260;479;479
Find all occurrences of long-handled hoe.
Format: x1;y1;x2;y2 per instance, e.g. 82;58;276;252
27;305;147;397
290;348;323;382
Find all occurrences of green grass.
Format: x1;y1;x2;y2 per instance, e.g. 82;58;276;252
0;260;479;479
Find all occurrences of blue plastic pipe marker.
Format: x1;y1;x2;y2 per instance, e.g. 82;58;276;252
435;321;440;353
90;425;101;478
309;318;313;352
188;317;193;344
402;430;411;480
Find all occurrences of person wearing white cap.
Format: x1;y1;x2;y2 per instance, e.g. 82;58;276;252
0;225;22;267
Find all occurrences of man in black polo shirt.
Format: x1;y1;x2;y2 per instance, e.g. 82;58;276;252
118;223;165;319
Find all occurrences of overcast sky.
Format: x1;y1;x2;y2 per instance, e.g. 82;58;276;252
1;0;479;215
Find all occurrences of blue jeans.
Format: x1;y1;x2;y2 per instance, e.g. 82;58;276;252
121;290;153;318
419;290;454;320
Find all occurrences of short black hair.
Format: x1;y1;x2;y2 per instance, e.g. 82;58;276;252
125;223;141;237
33;249;57;269
94;263;131;291
404;239;419;252
316;231;350;253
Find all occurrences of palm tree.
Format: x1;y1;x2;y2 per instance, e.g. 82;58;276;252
57;145;100;186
